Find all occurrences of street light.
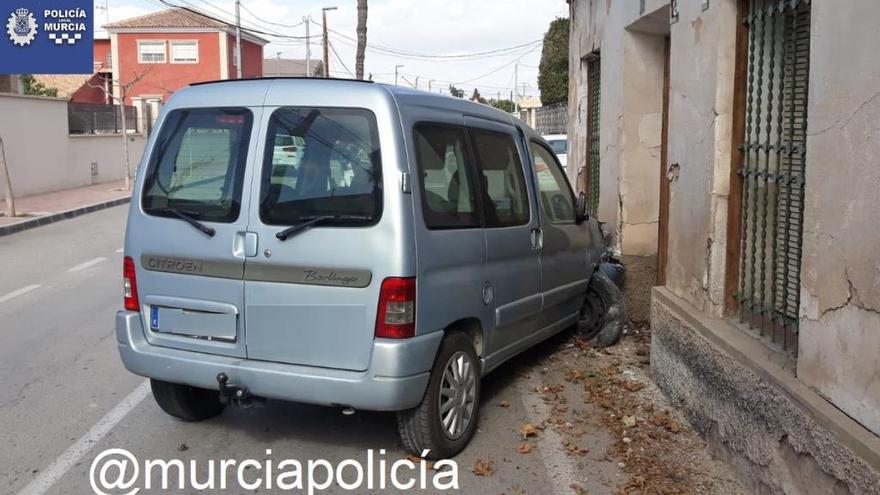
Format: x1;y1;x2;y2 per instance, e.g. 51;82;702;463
322;6;337;78
394;65;404;86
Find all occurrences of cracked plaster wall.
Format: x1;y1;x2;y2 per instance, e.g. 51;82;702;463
796;1;880;437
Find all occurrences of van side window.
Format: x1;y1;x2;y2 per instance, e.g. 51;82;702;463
142;108;253;223
470;129;530;227
259;107;382;226
413;124;479;229
530;142;575;223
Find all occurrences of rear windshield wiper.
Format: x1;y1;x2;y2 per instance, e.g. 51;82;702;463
159;208;216;237
275;214;371;241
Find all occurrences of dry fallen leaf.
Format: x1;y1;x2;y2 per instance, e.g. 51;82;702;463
472;457;493;476
520;423;539;439
405;455;435;470
570;483;590;495
498;400;510;408
516;442;532;454
621;415;637;428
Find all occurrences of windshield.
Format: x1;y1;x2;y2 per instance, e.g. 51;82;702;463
141;108;253;223
546;138;568;155
259;107;382;226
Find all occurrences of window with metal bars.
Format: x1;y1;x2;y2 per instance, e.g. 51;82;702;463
736;0;810;354
586;55;601;217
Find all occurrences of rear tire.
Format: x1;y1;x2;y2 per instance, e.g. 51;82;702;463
150;379;225;421
397;332;480;459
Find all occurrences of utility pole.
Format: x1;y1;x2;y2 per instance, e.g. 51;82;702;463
415;76;419;89
428;79;435;92
304;16;311;76
394;64;403;85
322;7;337;78
513;62;519;113
234;0;242;79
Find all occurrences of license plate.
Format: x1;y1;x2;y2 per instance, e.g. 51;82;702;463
150;306;160;329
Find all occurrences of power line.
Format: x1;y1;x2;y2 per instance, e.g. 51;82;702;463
328;41;353;77
238;2;305;30
328;28;541;61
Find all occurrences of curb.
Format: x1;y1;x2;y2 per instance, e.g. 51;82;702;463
0;196;130;238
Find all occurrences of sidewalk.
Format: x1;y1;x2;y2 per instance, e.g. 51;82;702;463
0;180;130;236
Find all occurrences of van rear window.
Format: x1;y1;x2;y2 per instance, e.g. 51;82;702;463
141;108;253;223
259;107;382;226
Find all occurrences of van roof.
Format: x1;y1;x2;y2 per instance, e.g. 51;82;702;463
177;77;521;128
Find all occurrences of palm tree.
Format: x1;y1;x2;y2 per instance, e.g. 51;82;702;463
355;0;368;80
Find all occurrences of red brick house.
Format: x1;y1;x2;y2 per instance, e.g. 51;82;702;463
104;8;267;105
31;37;112;103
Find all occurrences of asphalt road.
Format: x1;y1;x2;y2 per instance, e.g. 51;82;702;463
1;205;626;495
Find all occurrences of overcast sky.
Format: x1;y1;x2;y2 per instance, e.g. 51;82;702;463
98;0;568;99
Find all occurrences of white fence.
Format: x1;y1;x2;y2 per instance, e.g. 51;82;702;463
0;93;147;197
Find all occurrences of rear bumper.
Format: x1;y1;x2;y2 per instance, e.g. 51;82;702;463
115;311;441;411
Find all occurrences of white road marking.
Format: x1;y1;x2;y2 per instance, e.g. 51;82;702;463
67;257;107;273
115;248;124;254
0;284;41;304
520;376;581;495
16;379;151;495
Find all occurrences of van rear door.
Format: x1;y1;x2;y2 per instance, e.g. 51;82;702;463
131;107;258;358
242;106;385;371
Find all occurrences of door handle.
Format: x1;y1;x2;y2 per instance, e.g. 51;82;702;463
530;227;543;251
233;231;259;258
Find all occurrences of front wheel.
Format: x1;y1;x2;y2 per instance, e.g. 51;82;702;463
577;270;626;347
397;332;480;459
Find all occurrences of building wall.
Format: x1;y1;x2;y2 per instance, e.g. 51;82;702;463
94;39;112;71
0;94;146;197
115;31;223;104
569;0;880;489
797;1;880;437
227;37;264;79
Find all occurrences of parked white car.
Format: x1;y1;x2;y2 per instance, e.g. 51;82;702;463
542;134;568;169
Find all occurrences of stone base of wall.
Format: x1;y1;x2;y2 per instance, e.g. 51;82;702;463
650;287;880;495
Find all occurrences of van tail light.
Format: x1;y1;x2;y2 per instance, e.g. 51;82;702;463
375;277;416;339
123;256;140;312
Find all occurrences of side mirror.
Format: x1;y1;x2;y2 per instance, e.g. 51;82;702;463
576;192;589;224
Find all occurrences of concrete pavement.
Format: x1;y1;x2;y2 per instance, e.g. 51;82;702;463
0;180;129;236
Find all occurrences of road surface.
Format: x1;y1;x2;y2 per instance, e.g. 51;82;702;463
1;205;631;495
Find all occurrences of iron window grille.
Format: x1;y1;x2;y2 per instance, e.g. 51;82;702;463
736;0;811;355
586;55;601;218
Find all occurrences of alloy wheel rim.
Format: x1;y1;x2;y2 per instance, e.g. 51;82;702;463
438;351;476;440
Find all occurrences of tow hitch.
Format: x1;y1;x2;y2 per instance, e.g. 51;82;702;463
216;373;264;408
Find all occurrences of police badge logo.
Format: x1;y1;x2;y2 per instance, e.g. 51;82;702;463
6;8;37;46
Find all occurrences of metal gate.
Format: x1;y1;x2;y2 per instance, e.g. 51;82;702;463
736;0;811;354
586;56;601;217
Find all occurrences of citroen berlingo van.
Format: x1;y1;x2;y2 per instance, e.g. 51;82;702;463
116;78;617;458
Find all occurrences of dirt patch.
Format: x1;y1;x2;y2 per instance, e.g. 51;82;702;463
518;325;745;494
621;255;656;325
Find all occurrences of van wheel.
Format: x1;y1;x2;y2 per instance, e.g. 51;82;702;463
397;332;480;459
578;270;626;347
150;379;225;421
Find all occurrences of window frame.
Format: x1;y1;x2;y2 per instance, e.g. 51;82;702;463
529;138;577;225
466;126;532;229
257;105;384;228
137;40;167;64
169;40;199;64
411;121;485;231
140;107;255;224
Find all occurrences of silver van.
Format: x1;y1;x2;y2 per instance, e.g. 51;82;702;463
116;78;619;458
